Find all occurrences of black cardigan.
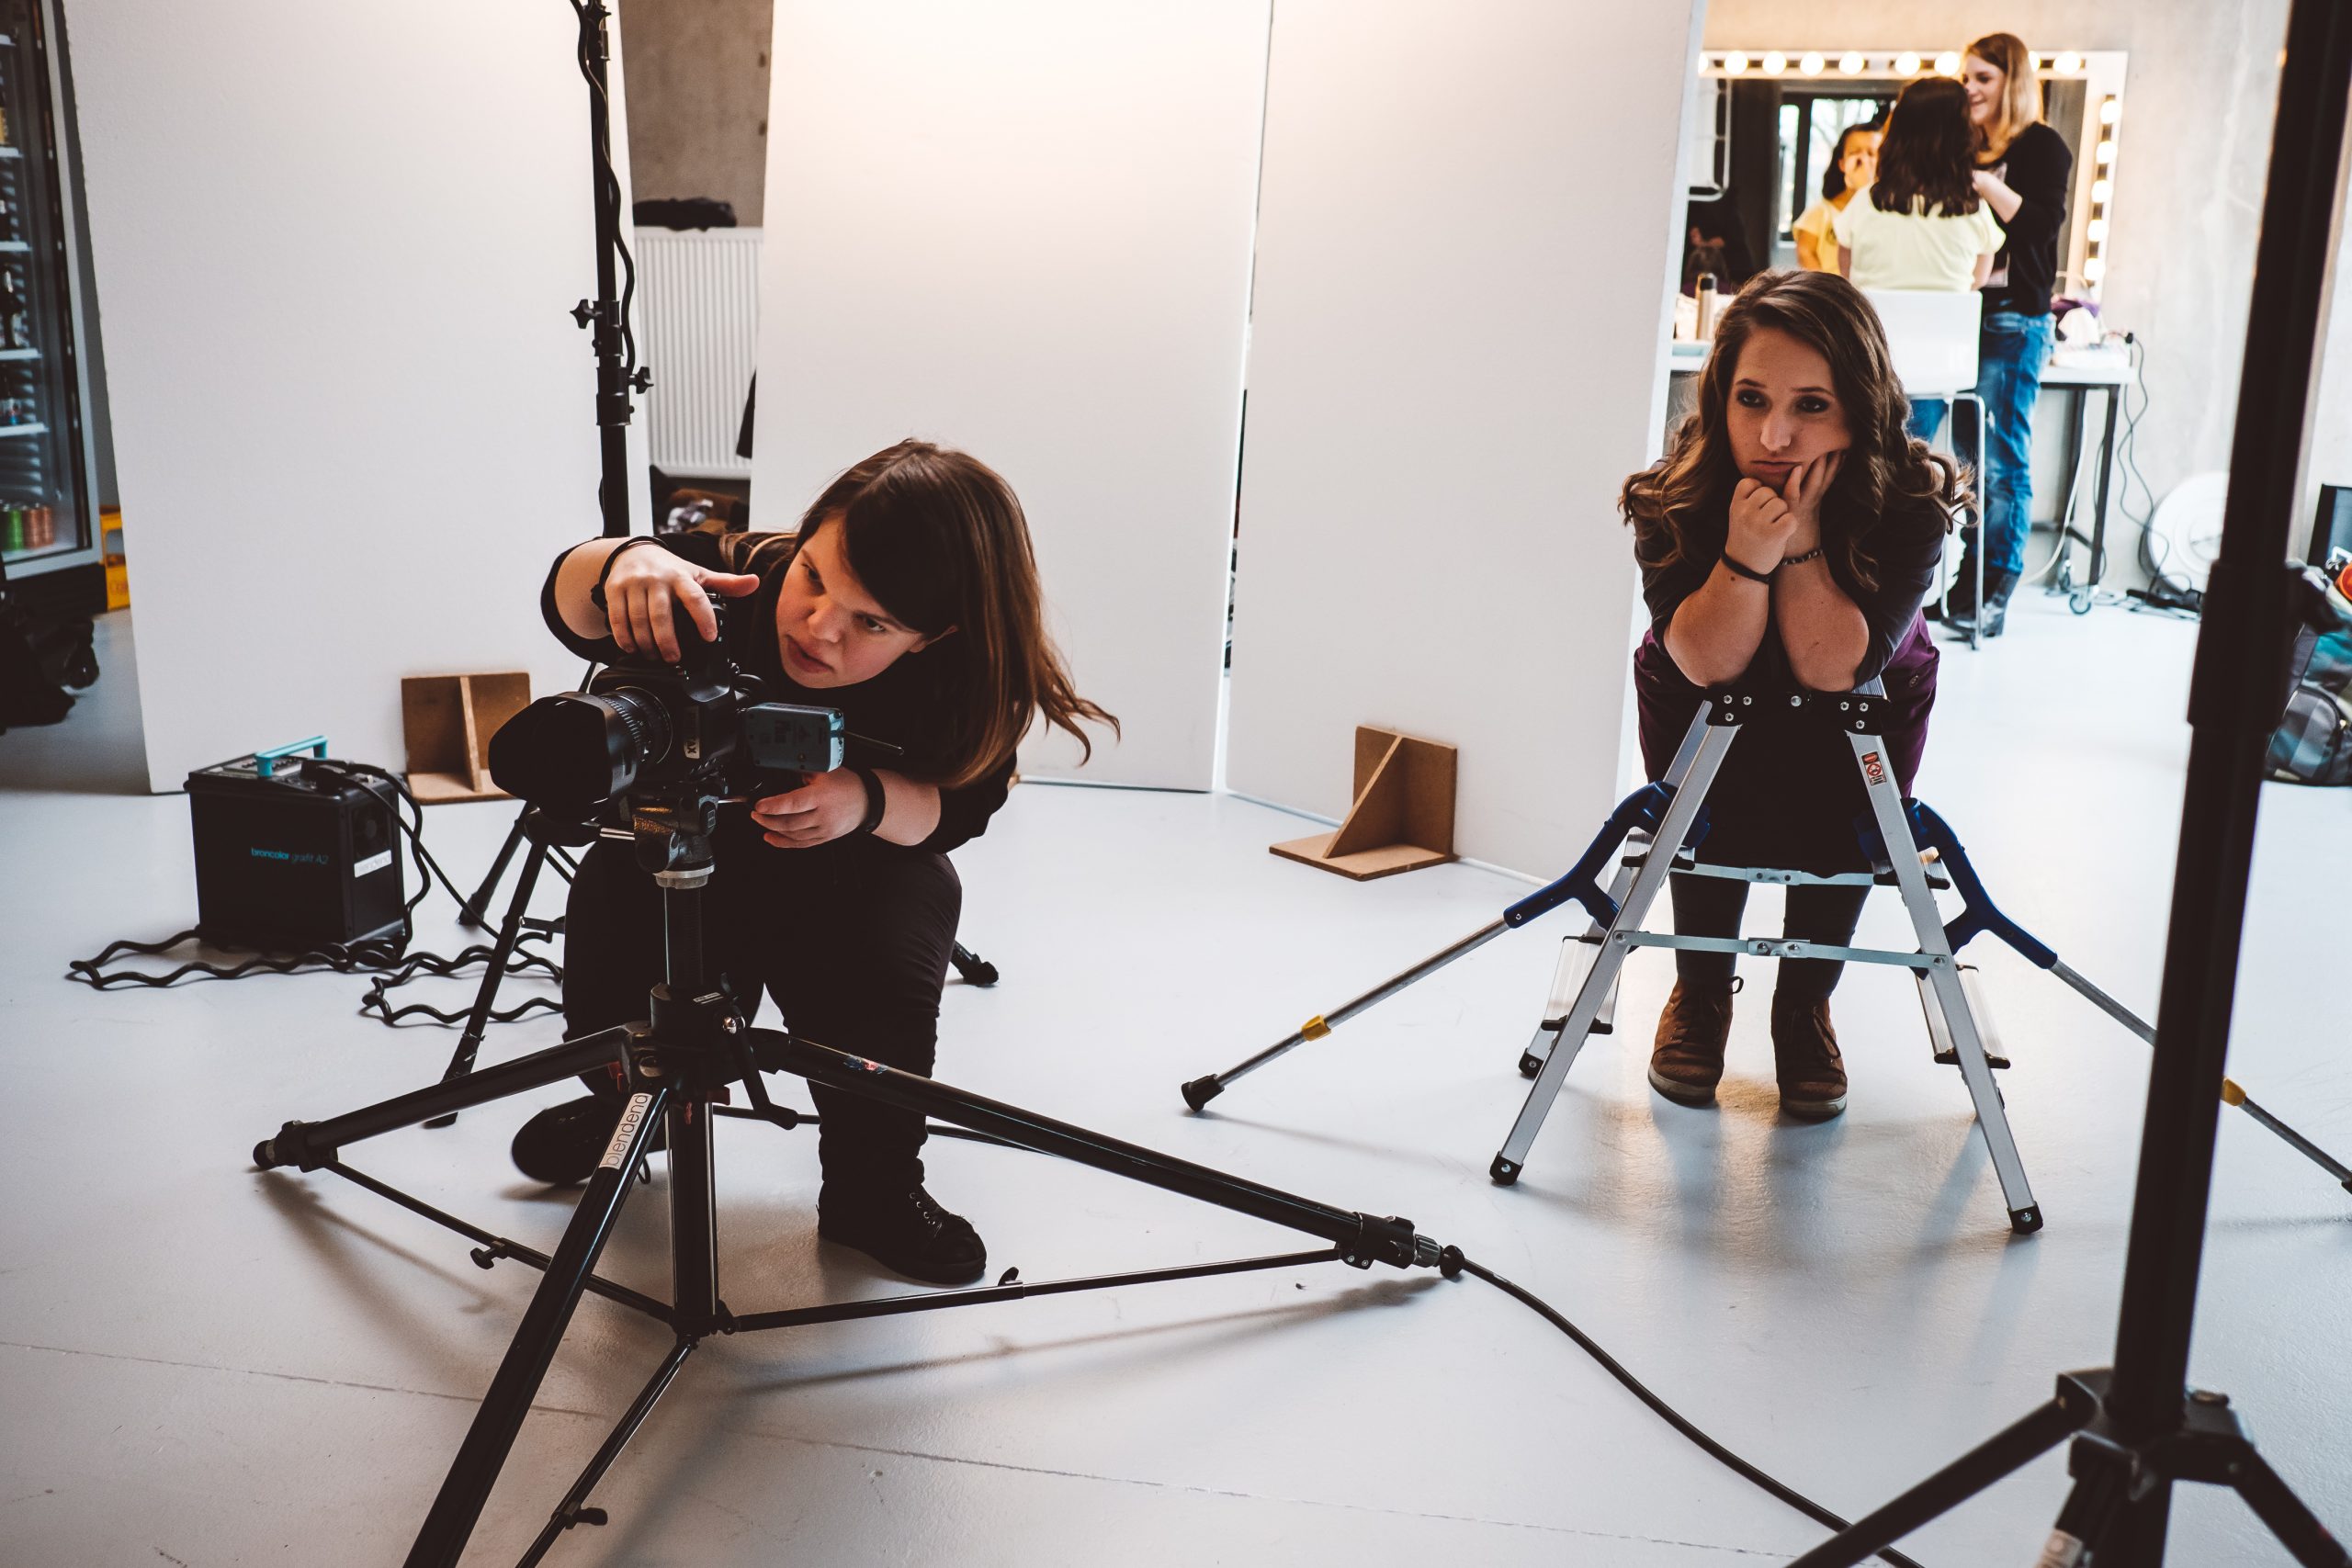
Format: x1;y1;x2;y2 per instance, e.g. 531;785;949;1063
1981;121;2074;317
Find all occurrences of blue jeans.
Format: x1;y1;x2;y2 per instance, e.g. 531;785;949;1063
1975;311;2055;575
1901;311;2055;576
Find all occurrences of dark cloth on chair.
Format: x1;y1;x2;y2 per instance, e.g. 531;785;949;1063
562;818;963;1202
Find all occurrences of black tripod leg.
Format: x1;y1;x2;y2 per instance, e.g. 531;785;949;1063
425;840;551;1129
461;809;530;931
514;1337;697;1567
1786;1397;2083;1568
254;1026;634;1169
2233;1451;2352;1567
405;1086;671;1568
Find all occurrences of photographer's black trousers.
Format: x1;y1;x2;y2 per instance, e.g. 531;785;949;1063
563;819;962;1212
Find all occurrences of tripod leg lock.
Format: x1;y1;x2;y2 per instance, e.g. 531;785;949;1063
1343;1214;1441;1271
253;1121;334;1173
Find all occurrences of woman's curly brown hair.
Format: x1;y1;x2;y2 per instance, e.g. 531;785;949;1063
1625;269;1962;592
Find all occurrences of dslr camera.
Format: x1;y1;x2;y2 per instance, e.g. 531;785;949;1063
490;591;846;826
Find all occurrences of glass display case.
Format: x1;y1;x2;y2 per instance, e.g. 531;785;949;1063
0;0;97;591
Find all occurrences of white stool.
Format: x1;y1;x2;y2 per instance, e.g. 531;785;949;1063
1865;288;1989;649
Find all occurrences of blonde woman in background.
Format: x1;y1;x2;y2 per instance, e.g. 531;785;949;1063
1944;30;2074;638
1792;122;1881;276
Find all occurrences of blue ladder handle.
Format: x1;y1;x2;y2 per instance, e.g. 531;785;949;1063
1905;799;2058;968
254;736;329;780
1501;783;1676;931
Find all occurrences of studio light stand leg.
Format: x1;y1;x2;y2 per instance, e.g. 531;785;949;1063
405;1088;670;1568
1792;0;2352;1556
426;835;556;1127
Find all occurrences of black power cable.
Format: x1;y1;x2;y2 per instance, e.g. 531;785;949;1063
1441;1250;1928;1568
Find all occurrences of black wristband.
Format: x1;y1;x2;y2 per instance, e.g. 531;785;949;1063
847;766;888;838
1720;549;1776;584
589;536;666;610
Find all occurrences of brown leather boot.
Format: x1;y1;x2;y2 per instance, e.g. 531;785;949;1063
1771;991;1849;1120
1647;978;1737;1105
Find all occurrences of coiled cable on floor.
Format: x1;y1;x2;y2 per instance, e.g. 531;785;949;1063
1442;1249;1926;1568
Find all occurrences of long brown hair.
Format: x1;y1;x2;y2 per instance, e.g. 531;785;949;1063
1967;33;2043;163
797;440;1117;787
1623;271;1961;591
1871;77;1979;218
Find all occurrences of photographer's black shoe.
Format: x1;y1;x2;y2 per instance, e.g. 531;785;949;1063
511;1095;663;1185
818;1185;988;1285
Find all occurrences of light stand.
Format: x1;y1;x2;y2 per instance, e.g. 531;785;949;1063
1790;0;2352;1561
253;799;1444;1567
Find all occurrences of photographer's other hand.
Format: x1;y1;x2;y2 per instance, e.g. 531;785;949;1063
605;547;762;662
1727;476;1799;570
751;772;866;849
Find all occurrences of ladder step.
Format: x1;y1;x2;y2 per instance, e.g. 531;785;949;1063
1934;1046;2012;1070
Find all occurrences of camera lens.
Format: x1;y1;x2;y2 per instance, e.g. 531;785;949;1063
488;688;673;811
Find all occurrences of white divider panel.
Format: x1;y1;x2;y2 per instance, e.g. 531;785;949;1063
70;1;646;792
753;1;1269;788
1226;0;1702;874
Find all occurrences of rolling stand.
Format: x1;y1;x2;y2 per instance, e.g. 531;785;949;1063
1793;0;2352;1556
253;798;1443;1566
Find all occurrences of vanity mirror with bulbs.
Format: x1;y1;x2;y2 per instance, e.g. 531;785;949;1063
1668;48;2133;601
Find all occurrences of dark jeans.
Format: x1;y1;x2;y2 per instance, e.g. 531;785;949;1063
1905;311;2055;576
1668;874;1867;1001
562;821;963;1211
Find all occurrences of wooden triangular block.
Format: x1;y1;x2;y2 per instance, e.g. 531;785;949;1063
1272;725;1457;881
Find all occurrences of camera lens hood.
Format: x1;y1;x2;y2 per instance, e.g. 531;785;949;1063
489;690;655;811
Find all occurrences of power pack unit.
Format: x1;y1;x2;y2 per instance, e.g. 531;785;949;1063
186;739;405;951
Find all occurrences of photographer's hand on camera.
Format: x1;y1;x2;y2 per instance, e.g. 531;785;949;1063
603;543;762;662
551;536;761;663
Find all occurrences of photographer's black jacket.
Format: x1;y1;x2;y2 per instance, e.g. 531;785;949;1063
539;529;1013;855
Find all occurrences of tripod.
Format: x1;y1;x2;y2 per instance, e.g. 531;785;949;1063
1790;0;2352;1559
253;800;1444;1566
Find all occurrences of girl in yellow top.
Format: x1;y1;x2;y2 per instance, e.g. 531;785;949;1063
1792;123;1880;276
1834;76;2002;292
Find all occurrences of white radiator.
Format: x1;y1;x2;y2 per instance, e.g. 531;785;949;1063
631;227;761;479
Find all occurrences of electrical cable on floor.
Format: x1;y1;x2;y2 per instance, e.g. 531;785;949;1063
1442;1250;1929;1568
704;1090;1924;1565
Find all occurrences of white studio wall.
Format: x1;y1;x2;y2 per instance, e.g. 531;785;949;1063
1225;0;1704;874
69;1;648;792
754;0;1269;789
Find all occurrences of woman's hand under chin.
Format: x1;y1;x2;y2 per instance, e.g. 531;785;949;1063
750;770;868;849
1779;448;1844;551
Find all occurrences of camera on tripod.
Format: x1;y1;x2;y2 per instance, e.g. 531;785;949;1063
488;590;845;819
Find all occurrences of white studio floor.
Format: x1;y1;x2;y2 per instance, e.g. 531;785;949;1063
2;593;2347;1567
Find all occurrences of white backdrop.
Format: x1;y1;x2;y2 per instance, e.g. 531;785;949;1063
70;1;648;792
753;0;1269;789
1225;0;1704;874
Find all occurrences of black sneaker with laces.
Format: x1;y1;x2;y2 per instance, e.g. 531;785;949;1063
818;1184;988;1285
511;1094;663;1186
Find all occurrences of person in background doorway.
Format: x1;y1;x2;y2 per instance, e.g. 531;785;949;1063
1792;122;1881;276
1945;31;2074;638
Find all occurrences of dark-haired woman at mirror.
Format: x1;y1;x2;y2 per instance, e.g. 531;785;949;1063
1625;270;1962;1120
514;441;1117;1285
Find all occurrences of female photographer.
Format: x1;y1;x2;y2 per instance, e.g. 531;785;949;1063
514;440;1115;1285
1626;271;1960;1120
